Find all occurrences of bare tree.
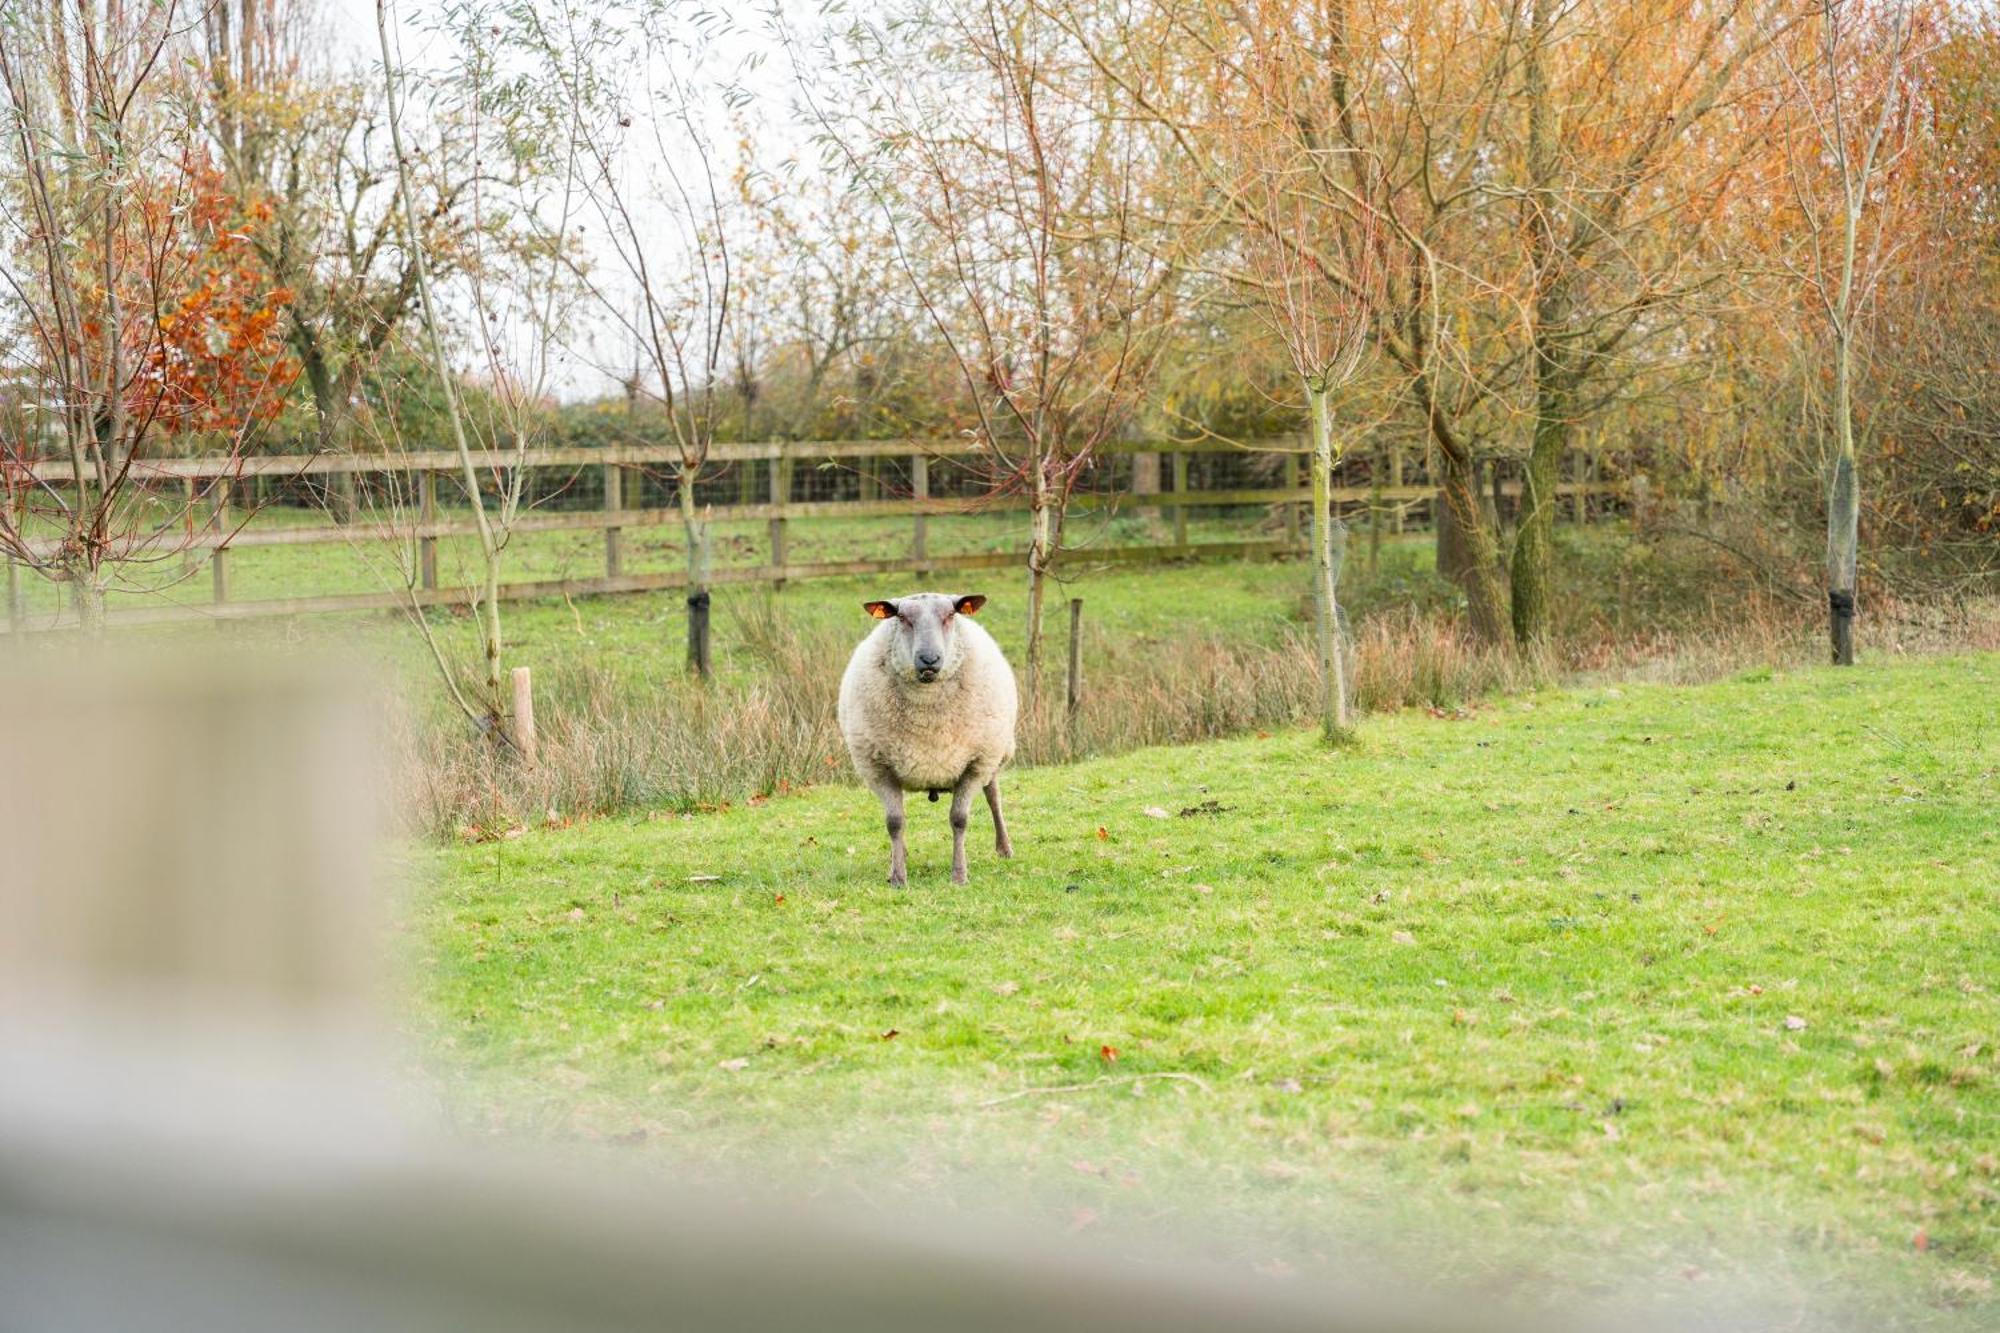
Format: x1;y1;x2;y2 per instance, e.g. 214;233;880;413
1777;0;1930;664
1241;169;1384;739
494;0;737;678
801;0;1180;726
368;0;581;739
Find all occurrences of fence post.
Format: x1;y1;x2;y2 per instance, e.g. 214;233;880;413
1171;450;1189;547
911;452;930;576
603;460;624;579
1368;445;1384;575
182;478;197;577
419;470;438;591
211;479;232;605
1389;443;1405;534
768;450;789;590
5;554;22;631
1065;597;1083;751
1285;448;1302;549
510;665;538;765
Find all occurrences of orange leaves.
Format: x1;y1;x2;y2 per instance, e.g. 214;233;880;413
96;152;300;440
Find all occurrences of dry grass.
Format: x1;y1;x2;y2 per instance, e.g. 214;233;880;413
395;537;2000;840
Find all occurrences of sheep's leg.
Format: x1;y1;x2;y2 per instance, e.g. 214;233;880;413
868;772;909;887
983;778;1013;858
948;779;978;885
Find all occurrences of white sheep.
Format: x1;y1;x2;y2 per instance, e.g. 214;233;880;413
837;592;1017;885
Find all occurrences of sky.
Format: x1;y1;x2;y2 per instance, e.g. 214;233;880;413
320;0;838;402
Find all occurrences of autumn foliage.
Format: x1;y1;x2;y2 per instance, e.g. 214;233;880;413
135;155;298;441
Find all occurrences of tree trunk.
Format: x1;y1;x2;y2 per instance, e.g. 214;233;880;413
1510;387;1570;647
301;343;358;523
1435;450;1510;646
1308;383;1350;740
1512;0;1570;649
680;477;711;679
1024;460;1052;729
67;565;105;635
1828;342;1859;666
1131;450;1161;520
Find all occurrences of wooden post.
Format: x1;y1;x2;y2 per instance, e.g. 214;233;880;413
419;470;438;591
1171;450;1189;547
603;460;624;578
911;452;930;576
211;479;232;604
182;478;198;577
1285;449;1303;549
510;665;538;764
858;454;878;502
1389;443;1405;534
5;554;22;631
1065;597;1083;750
768;452;789;589
1367;445;1384;574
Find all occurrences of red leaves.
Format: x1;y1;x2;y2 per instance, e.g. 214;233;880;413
1099;1044;1118;1063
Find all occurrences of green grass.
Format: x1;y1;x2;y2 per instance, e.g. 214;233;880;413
411;651;2000;1326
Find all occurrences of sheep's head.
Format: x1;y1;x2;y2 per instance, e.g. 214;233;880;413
862;593;987;684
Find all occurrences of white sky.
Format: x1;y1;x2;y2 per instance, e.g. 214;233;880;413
320;0;838;402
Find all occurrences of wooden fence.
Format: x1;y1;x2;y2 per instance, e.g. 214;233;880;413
3;438;1623;631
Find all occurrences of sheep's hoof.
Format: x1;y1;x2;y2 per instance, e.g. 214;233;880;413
887;871;907;888
951;871;968;886
996;842;1014;859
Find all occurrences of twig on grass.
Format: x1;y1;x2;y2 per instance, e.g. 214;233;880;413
978;1072;1211;1108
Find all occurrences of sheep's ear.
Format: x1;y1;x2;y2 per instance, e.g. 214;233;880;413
863;600;898;620
953;595;987;616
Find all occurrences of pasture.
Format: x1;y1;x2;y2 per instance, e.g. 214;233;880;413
410;648;2000;1326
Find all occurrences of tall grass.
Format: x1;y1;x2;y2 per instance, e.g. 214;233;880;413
398;534;2000;840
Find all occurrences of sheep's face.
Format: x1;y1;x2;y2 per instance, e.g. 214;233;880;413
863;593;987;684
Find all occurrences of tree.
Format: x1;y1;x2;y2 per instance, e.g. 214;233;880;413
1776;0;1930;664
809;0;1181;726
0;1;292;629
495;0;739;678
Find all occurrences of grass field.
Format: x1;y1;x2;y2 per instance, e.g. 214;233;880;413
409;651;2000;1327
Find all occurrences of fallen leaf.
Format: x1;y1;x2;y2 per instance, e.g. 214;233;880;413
1143;806;1169;819
1095;826;1109;840
718;1058;749;1072
880;1029;899;1040
1099;1044;1119;1062
774;894;786;905
1914;1229;1930;1253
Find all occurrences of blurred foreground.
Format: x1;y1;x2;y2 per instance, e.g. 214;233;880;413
0;646;1505;1333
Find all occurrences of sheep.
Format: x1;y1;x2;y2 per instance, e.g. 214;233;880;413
837;592;1018;886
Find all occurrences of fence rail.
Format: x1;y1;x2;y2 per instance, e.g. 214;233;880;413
4;437;1625;632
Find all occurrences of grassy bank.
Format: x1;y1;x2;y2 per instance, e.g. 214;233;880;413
410;652;2000;1327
